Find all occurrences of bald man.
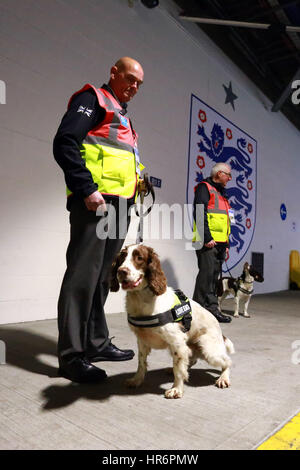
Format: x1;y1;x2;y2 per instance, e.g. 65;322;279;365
54;58;144;383
192;163;232;323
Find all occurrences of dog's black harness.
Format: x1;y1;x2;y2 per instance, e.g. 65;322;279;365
127;289;192;332
236;278;253;295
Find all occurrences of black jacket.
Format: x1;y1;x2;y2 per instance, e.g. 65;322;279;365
53;84;128;210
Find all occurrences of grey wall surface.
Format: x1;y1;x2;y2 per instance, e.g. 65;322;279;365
0;0;299;324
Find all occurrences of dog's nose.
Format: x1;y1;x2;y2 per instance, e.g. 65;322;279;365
117;267;130;280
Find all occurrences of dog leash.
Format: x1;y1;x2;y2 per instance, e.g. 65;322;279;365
224;259;235;279
135;173;155;244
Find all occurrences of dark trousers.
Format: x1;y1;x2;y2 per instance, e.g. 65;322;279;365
192;246;225;314
57;198;131;362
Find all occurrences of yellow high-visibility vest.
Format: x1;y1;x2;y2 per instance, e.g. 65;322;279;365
193;181;231;246
66;84;143;199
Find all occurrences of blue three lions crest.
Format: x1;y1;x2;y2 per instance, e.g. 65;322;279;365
187;95;257;271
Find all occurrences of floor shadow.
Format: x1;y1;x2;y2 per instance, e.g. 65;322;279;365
221;309;234;316
41;366;218;410
221;309;251;318
0;327;58;377
0;326;220;410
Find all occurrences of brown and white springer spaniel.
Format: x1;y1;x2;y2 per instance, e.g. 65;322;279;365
110;244;235;399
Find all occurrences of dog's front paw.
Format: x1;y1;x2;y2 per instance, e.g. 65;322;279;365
165;387;183;399
125;376;143;388
233;313;239;318
215;377;230;388
243;313;250;318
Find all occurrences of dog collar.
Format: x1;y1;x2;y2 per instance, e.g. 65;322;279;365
238;287;254;294
237;279;254;295
127;289;192;332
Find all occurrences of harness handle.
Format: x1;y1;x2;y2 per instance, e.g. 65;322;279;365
135;173;155;215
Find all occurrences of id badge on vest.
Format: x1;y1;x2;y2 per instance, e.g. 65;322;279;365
134;145;141;176
228;208;235;225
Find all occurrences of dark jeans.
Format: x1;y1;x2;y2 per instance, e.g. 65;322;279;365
57;197;132;362
192;245;226;314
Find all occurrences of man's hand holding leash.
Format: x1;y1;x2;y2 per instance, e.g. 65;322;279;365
84;190;107;212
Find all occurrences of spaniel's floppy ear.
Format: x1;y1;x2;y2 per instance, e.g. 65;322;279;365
146;247;167;296
110;249;127;292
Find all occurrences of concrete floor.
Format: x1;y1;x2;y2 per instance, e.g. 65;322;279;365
0;291;299;450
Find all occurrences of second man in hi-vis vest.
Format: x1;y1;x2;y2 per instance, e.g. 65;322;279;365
54;57;144;383
192;163;233;323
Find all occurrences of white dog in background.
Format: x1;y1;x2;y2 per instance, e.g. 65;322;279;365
218;262;264;318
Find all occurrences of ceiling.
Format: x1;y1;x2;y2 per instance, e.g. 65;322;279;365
172;0;300;131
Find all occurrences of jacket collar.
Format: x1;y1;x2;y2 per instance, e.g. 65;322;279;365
101;83;128;115
205;176;227;197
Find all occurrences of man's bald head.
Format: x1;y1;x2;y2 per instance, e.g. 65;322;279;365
109;57;144;103
114;57;142;72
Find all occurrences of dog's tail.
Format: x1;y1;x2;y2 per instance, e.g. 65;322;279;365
223;335;235;355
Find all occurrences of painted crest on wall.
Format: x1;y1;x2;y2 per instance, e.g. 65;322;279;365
186;94;257;272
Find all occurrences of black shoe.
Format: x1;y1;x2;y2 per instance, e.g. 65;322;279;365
87;341;135;362
212;310;232;323
58;357;107;383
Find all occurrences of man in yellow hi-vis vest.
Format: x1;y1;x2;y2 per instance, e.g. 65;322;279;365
192;163;233;323
53;57;144;383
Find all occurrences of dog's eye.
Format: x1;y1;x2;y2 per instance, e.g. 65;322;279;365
136;255;143;262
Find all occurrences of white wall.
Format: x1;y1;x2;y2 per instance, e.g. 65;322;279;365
0;0;299;324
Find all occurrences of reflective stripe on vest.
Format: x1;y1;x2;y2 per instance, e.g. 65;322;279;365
193;181;231;245
66;84;143;199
